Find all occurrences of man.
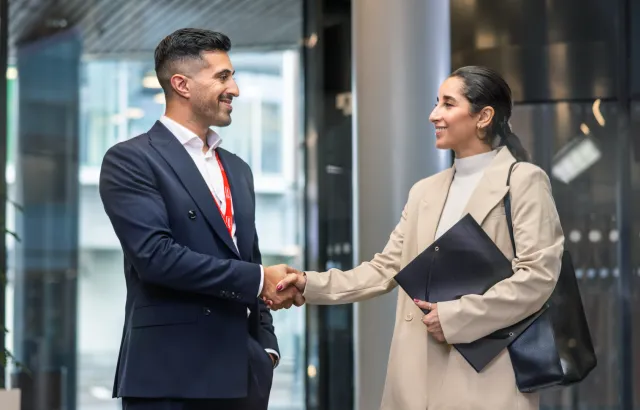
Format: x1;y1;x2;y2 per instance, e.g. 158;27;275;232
99;28;303;410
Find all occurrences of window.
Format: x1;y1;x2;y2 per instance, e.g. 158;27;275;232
261;102;283;174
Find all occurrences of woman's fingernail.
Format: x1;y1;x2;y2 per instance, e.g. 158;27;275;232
413;299;419;303
277;285;283;291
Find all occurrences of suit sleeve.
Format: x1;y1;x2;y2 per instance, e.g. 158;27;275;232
253;237;281;365
99;142;262;304
245;166;280;361
438;166;564;344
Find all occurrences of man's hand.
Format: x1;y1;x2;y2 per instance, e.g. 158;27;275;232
261;264;304;310
263;267;307;311
414;299;446;343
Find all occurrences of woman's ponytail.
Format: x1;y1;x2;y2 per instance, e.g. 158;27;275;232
450;66;530;162
498;121;530;162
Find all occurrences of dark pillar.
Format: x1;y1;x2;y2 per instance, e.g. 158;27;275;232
615;0;633;408
303;1;355;409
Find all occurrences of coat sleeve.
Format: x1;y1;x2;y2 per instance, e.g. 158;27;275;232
301;188;417;304
438;166;564;344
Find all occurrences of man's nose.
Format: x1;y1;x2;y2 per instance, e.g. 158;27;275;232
228;79;240;97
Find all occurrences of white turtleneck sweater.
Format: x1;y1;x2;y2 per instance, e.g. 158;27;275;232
434;150;498;240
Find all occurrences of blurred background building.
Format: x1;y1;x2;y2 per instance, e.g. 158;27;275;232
0;0;638;409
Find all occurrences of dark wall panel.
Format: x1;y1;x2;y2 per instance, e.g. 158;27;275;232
631;0;640;97
451;0;617;102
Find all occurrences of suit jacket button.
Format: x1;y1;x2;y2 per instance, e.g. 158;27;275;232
203;307;211;315
188;210;196;220
405;312;413;321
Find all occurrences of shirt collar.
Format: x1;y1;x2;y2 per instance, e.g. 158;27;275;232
454;149;498;177
159;115;223;152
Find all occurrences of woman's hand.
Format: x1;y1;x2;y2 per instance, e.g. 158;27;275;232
263;267;307;310
414;299;446;343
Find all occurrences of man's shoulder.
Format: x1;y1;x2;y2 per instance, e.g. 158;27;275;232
107;133;149;154
103;134;156;168
218;147;251;174
100;134;153;175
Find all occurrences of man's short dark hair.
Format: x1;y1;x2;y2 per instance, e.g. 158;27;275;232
154;28;232;95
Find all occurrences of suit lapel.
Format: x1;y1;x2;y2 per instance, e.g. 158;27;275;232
416;169;454;252
148;121;241;258
216;149;253;261
461;147;514;225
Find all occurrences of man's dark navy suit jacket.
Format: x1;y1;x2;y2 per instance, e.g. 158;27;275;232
99;121;278;399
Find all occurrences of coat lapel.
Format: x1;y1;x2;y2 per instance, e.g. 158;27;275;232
416;148;517;252
216;149;253;261
461;147;515;225
416;169;454;252
148;121;241;258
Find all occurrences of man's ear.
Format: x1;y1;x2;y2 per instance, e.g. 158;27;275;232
170;74;190;99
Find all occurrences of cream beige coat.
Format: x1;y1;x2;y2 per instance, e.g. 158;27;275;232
302;147;564;410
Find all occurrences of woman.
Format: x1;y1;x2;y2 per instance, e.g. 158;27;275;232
275;66;564;410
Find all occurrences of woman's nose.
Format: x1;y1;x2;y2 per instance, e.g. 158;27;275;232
429;106;439;123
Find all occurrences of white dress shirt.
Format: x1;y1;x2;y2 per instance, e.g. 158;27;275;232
435;150;498;240
159;116;278;365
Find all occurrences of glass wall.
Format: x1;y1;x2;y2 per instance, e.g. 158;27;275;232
632;102;640;407
451;0;639;407
511;101;625;409
302;0;355;409
2;2;305;410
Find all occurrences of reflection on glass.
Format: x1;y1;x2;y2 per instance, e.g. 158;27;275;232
6;48;304;410
551;135;602;184
630;101;640;410
512;101;623;410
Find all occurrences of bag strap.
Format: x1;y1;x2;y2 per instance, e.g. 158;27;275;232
504;161;519;258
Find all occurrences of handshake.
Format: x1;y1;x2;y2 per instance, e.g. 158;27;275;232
259;264;308;310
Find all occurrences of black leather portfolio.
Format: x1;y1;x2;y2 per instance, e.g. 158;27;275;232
394;213;544;372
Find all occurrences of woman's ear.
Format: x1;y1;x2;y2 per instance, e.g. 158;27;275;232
476;106;495;130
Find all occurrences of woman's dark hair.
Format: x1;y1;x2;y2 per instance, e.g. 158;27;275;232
450;66;530;162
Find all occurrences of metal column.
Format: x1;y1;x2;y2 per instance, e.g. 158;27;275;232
351;1;450;408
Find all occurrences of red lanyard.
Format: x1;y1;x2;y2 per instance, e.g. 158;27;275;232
213;151;233;238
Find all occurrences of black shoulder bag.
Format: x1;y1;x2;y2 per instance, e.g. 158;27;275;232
504;161;597;392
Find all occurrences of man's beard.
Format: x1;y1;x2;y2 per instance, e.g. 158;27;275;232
193;96;231;127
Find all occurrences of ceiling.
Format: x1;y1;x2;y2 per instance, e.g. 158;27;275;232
9;0;303;57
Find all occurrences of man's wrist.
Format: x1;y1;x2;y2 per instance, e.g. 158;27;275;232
257;265;265;297
265;349;280;368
